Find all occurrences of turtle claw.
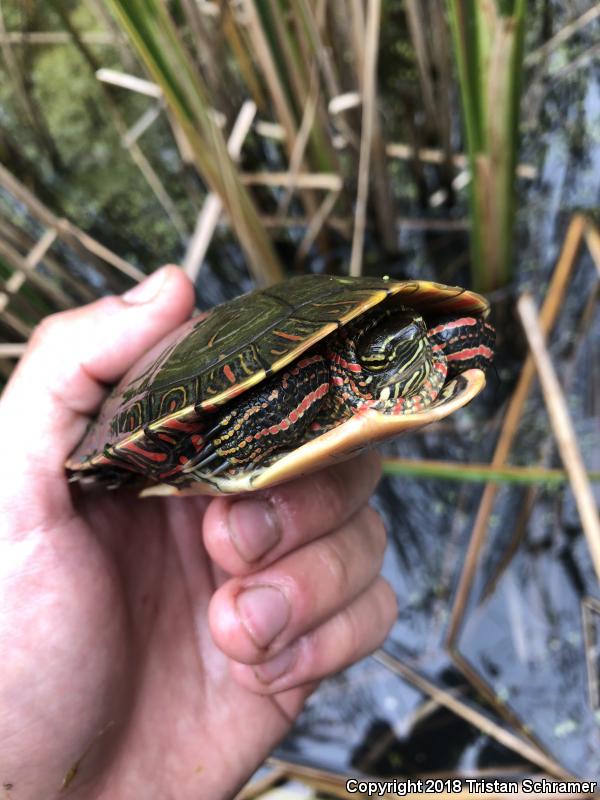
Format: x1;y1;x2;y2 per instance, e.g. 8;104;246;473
210;460;232;477
182;449;219;473
186;456;232;482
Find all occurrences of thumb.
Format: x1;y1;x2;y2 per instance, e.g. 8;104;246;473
0;266;196;482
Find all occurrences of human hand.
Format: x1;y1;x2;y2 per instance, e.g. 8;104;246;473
0;267;397;800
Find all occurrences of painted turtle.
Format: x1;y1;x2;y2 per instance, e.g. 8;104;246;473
66;275;495;495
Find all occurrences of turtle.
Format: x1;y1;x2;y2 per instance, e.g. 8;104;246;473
66;274;495;496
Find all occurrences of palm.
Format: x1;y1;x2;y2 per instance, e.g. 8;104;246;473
26;489;298;797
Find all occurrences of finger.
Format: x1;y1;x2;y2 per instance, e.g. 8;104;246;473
0;266;195;477
231;577;397;693
203;450;382;574
208;504;386;663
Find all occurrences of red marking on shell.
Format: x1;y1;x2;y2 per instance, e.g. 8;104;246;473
289;410;299;423
191;434;203;447
122;441;167;462
223;365;236;384
166;419;198;431
333;376;344;386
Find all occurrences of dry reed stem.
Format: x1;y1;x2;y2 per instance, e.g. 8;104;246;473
525;5;600;66
254;120;286;140
234;765;287;800
293;0;358;160
0;238;72;310
96;67;162;97
549;41;600;80
178;0;226;103
122;103;163;149
517;292;600;579
0;308;32;338
372;650;573;778
386;143;537;178
584;221;600;277
276;65;320;221
241;172;343;190
582;597;600;710
57;220;145;284
297;0;340;101
183;101;256;280
349;0;395;254
348;0;366;82
296;189;341;261
447;213;587;646
0;343;27;358
24;229;58;270
349;0;381;277
246;215;467;233
125;138;189;239
5;227;96;305
238;0;299;153
405;0;438;127
257;214;351;236
265;0;311;125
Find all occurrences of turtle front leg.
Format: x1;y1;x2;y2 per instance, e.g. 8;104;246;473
185;353;330;479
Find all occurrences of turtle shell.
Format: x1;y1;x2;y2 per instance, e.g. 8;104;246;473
66;274;490;495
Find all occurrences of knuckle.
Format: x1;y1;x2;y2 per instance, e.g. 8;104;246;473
314;467;346;521
30;312;65;346
377;578;399;627
364;507;387;557
317;536;352;595
337;602;362;656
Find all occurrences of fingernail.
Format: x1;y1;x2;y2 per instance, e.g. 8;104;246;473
236;585;290;649
228;499;281;562
122;267;169;304
253;646;296;684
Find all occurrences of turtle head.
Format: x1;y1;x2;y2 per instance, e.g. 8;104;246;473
355;308;435;401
